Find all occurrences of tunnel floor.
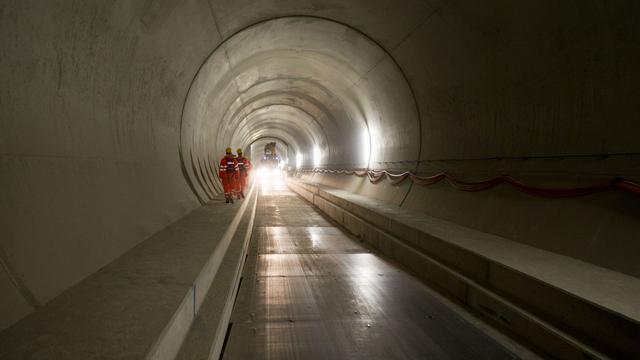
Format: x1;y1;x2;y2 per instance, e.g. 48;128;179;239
221;175;522;359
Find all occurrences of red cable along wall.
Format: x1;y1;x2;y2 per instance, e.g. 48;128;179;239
304;169;640;198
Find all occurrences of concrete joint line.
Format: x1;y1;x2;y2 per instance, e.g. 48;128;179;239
144;183;258;360
389;7;439;53
0;246;40;310
192;285;197;319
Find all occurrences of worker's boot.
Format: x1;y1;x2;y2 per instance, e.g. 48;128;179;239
225;195;230;204
230;197;234;204
240;191;245;199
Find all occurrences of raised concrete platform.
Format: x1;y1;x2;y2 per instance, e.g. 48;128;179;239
0;186;257;360
286;177;640;359
176;192;257;360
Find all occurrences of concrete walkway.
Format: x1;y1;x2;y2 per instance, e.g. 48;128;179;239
221;175;531;359
0;189;257;360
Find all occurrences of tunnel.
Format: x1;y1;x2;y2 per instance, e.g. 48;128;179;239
1;1;639;359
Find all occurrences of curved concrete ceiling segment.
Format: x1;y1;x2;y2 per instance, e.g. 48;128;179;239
232;104;324;148
181;16;419;199
238;122;307;157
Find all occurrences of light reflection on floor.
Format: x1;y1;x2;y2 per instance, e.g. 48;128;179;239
222;172;520;360
255;168;294;196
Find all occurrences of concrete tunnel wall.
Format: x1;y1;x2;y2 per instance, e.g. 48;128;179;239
1;0;639;331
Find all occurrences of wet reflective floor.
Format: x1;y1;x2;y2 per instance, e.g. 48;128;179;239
222;174;521;359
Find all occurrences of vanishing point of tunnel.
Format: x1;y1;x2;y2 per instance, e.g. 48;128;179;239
1;1;639;359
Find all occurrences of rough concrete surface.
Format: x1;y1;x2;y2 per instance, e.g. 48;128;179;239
0;192;255;359
1;1;639;358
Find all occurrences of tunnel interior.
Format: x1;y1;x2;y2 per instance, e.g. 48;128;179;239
180;16;419;204
1;1;639;357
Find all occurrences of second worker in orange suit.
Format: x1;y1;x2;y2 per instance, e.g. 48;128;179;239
235;148;252;198
219;147;238;203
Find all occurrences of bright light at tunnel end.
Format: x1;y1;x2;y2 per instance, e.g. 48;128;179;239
313;145;322;168
256;165;285;188
296;153;303;169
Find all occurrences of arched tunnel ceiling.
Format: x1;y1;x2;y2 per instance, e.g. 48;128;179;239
233;104;325;146
181;16;420;199
221;78;346;144
239;121;307;156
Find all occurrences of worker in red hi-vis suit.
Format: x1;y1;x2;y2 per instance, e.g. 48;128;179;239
235;148;252;199
219;147;238;203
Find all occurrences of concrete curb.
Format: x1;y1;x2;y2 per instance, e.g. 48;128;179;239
145;184;258;360
285;178;635;359
207;187;258;360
